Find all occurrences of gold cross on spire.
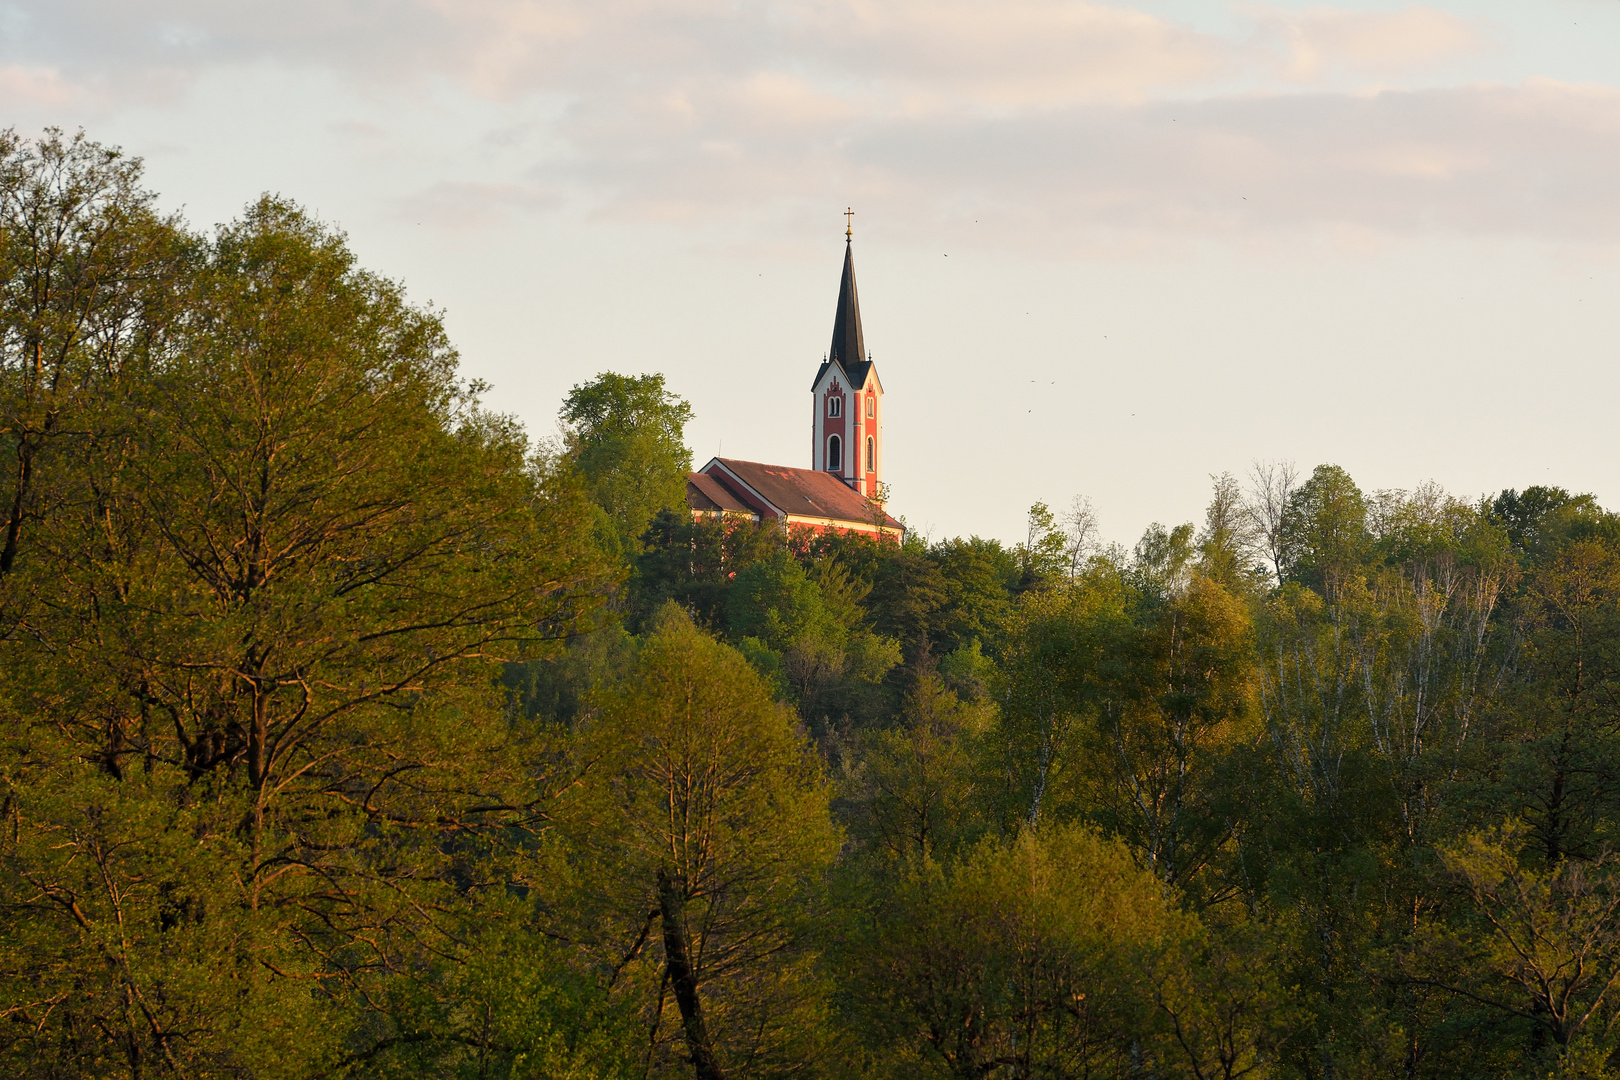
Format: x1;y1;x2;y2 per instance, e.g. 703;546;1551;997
844;206;854;240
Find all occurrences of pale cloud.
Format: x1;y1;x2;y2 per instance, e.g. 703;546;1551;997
0;63;89;107
781;0;1232;107
5;1;1613;248
395;179;560;229
554;78;1620;247
1250;5;1488;82
3;1;1485;102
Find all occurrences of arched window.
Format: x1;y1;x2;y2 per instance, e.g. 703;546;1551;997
866;395;875;418
827;396;841;417
827;435;842;471
866;436;874;472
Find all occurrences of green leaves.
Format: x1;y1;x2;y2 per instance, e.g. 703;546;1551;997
0;181;615;1077
562;608;840;1077
561;372;693;553
1437;824;1620;1072
845;825;1187;1080
25;125;1620;1080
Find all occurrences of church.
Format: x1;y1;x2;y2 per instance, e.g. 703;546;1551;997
685;222;904;540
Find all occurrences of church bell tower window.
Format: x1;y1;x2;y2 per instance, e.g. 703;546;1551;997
866;395;874;418
827;397;840;417
866;437;874;472
827;435;842;471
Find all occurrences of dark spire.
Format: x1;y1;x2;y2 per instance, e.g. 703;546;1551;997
828;238;866;370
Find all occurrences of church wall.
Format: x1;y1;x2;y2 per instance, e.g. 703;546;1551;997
813;371;849;480
870;382;881;492
783;517;902;542
847;379;880;497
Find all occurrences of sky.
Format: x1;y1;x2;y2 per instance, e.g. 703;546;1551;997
4;0;1620;546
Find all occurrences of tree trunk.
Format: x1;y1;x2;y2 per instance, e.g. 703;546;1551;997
0;431;37;575
657;868;726;1080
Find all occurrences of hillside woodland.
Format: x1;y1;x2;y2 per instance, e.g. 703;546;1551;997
6;131;1620;1080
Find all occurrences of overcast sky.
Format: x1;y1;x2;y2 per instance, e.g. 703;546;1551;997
6;0;1620;545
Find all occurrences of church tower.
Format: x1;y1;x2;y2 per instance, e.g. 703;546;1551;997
685;211;903;541
810;217;884;499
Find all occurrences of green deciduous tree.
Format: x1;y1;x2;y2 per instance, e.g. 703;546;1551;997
561;372;693;553
564;608;840;1079
1019;500;1068;590
845;825;1185;1080
728;548;899;724
1198;472;1262;593
1282;464;1371;599
0;127;187;582
1437;824;1620;1076
844;671;989;864
993;567;1126;828
1494;541;1620;864
0;196;613;1077
1083;572;1257;903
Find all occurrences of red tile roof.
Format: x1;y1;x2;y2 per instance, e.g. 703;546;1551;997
700;457;903;534
686;471;757;515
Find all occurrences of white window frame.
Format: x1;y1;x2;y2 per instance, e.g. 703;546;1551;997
827;434;842;471
827;396;841;418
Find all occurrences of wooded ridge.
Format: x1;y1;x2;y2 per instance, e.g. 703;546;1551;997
3;129;1618;1080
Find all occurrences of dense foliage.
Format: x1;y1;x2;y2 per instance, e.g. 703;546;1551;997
6;129;1620;1079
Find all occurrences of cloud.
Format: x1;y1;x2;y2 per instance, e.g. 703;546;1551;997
0;63;89;107
779;0;1233;107
555;78;1620;248
8;2;1615;249
394;179;560;229
5;1;1478;104
1250;5;1488;82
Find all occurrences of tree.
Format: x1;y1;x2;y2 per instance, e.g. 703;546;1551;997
1084;572;1257;903
845;671;988;864
995;541;1256;901
1018;500;1069;590
1198;472;1260;592
0;197;614;1076
1495;541;1620;865
1245;460;1298;587
994;569;1127;828
0;127;185;582
564;608;840;1079
1247;479;1519;1076
1281;464;1371;598
561;372;693;553
929;536;1018;657
1491;486;1620;564
1133;522;1197;600
727;548;900;722
866;547;949;669
1437;825;1620;1075
632;508;781;632
845;825;1185;1080
1149;922;1294;1080
1061;495;1100;582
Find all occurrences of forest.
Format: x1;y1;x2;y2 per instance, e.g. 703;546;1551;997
4;129;1620;1080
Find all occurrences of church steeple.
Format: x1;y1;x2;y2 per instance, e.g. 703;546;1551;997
828;237;866;369
811;215;884;499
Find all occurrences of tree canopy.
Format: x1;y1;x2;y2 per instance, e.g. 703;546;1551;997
10;129;1620;1080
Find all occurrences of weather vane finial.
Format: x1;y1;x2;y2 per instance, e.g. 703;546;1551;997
844;206;854;241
